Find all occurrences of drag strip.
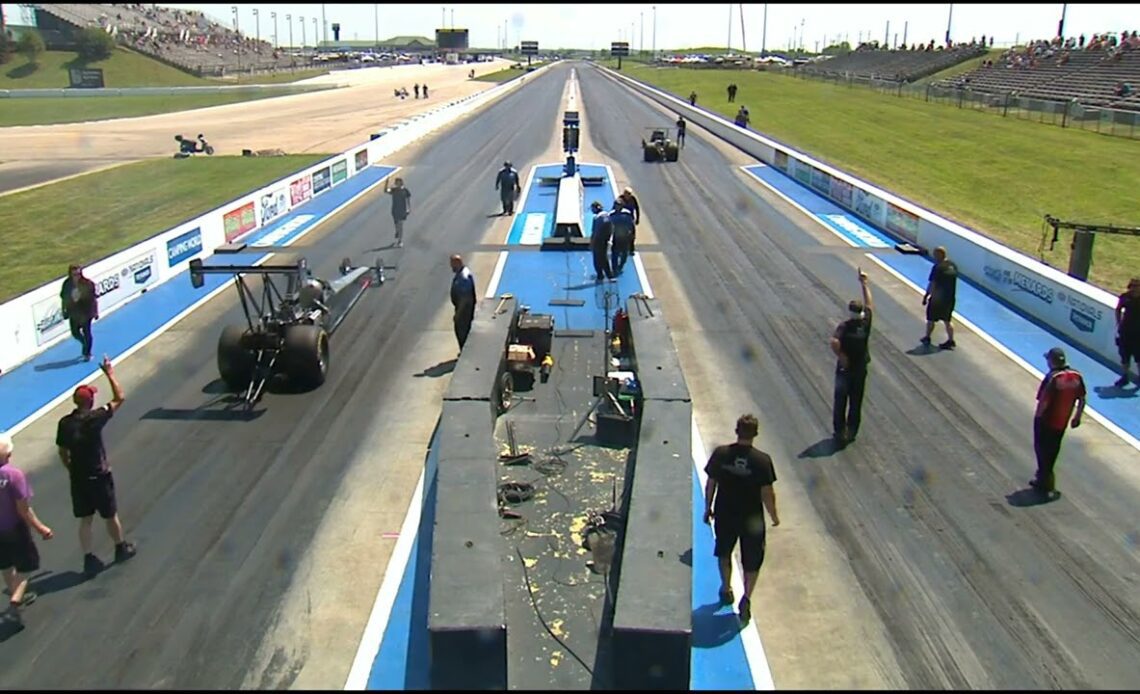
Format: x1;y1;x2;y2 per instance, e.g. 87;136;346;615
578;64;1140;690
0;64;569;689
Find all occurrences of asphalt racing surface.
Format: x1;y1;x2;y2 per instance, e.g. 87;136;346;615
0;66;566;688
577;63;1140;689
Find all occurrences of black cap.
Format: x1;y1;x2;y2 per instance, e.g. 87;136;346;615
1045;346;1066;363
848;300;864;314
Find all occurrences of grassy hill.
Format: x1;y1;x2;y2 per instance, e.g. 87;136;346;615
0;47;214;89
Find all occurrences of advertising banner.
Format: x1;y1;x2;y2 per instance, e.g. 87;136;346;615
853;188;887;227
92;249;158;314
792;159;812;186
260;187;288;226
829;176;854;208
810;166;831;195
31;294;69;346
885;203;920;244
166;226;203;267
774;150;788;172
312;166;332;195
331;159;348;186
223;201;258;242
290;174;313;206
354;148;369;173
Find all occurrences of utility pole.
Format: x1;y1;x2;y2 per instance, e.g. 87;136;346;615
945;3;953;45
322;3;327;45
252;8;259;44
640;11;644;55
884;20;889;46
231;6;241;73
1057;3;1067;39
739;3;746;54
300;15;306;49
286;13;292;48
374;4;378;48
312;17;317;49
903;20;908;47
271;11;277;47
726;3;732;53
800;18;805;51
652;6;656;58
761;3;767;55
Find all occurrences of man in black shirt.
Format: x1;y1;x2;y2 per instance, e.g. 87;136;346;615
494;161;521;215
703;414;780;625
383;176;411;248
830;268;875;446
921;246;958;350
56;356;136;578
60;264;99;362
675;116;687;147
1114;277;1140;387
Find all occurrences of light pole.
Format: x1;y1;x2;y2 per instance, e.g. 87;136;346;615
271;11;277;47
652;5;656;58
450;8;454;28
321;3;327;45
312;17;317;49
945;3;953;45
300;16;306;50
640;11;643;55
762;3;767;55
374;4;379;48
231;6;242;74
441;6;445;28
252;8;259;44
800;18;805;51
286;13;292;48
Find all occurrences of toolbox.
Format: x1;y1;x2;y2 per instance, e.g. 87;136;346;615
516;313;554;360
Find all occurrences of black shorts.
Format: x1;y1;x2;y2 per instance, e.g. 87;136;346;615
1119;336;1140;364
713;513;767;572
926;300;955;323
0;522;41;573
70;472;118;520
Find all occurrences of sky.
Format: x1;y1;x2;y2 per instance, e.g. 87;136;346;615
4;3;1138;52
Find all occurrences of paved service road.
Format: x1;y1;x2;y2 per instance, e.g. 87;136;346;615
0;64;567;690
578;63;1140;690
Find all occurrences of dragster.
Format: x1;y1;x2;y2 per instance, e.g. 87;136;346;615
188;243;387;409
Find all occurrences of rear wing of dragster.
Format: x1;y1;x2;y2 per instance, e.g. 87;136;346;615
188;242;389;335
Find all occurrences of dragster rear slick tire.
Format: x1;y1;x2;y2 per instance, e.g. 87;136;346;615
284;324;330;389
218;324;255;391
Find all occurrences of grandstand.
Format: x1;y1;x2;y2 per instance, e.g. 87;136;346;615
33;3;311;76
801;41;988;83
934;33;1140;111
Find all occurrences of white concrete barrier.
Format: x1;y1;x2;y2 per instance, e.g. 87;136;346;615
0;61;558;374
597;64;1122;367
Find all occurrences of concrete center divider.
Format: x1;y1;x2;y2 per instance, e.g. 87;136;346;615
0;62;557;376
594;63;1124;370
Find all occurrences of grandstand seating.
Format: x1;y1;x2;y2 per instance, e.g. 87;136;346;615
36;3;308;76
802;44;988;83
935;35;1140;111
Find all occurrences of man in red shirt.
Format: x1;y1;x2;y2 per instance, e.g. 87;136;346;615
1032;347;1086;496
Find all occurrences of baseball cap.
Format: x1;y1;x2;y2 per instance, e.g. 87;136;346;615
73;384;98;405
848;300;865;315
1044;346;1067;363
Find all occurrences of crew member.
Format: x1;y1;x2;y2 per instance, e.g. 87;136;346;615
60;264;98;362
1114;277;1140;387
422;83;429;98
830;268;874;446
727;82;738;102
0;432;54;622
921;246;958;350
609;201;635;276
589;201;613;282
383;176;411;248
689;90;698;106
414;83;421;99
56;356;136;579
618;187;641;254
1032;347;1086;496
676;115;687;147
734;105;750;128
495;161;521;215
703;413;779;625
449;254;477;352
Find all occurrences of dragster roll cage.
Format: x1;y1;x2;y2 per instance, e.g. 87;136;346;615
189;257;317;335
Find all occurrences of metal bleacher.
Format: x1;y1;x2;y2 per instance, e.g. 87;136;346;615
804;45;988;83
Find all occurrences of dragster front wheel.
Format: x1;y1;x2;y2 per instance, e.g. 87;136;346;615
218;324;254;390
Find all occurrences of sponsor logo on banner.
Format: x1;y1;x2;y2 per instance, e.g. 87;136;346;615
1056;289;1102;332
260;188;288;226
885;203;920;244
354;148;369;172
32;294;69;346
91;250;158;315
792;160;812;185
312;166;332;195
223;201;258;242
251;214;316;247
853;188;885;225
331;159;348;186
983;263;1054;305
166;227;203;267
810;166;831;194
774;150;788;171
829;176;854;208
290;174;313;206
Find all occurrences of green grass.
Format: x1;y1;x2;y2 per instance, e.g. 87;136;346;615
613;63;1140;292
0;48;214;89
475;67;525;83
0;89;327;127
0;155;329;301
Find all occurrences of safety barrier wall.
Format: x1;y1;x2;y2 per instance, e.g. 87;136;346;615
0;62;557;374
598;65;1123;368
0;84;337;98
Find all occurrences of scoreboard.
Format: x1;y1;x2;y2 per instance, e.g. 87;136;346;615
436;28;470;50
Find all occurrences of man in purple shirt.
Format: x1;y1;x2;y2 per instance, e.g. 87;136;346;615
0;431;54;622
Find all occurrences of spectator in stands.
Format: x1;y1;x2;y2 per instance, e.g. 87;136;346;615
1031;347;1085;497
61;265;98;362
0;431;54;624
1114;278;1140;387
702;413;779;625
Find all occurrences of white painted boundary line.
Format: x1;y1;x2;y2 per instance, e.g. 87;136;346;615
862;253;1140;453
690;420;778;691
5;166;400;439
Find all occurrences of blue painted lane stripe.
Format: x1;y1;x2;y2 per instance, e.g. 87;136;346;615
746;162;1140;439
0;165;397;432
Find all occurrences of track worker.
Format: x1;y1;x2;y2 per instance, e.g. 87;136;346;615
830;267;875;446
702;414;779;625
1113;277;1140;387
921;246;959;350
676;115;687;147
609;202;635;276
1032;347;1086;497
449;255;477;353
383;176;411;248
495;161;521;215
56;356;136;579
618;187;641;254
589;201;613;282
0;432;53;622
60;264;98;362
